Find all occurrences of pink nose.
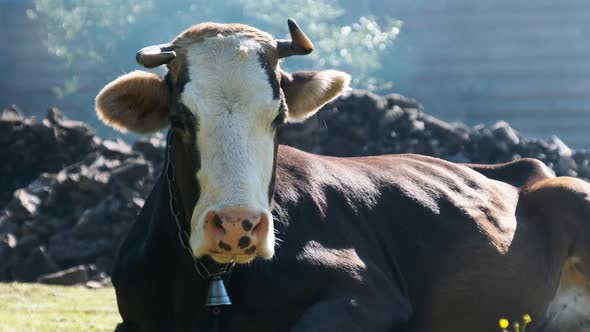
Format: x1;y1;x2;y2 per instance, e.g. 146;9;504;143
203;207;267;255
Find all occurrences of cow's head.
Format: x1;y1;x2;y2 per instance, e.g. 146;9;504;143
95;20;350;264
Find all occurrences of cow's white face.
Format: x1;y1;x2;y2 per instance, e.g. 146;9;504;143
181;35;279;263
94;21;350;264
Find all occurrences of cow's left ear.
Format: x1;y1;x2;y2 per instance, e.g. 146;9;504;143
281;70;351;122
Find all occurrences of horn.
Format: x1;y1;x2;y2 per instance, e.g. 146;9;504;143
277;18;314;59
136;43;176;68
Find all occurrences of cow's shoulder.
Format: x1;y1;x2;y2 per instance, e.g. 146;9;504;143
275;145;520;202
275;147;519;232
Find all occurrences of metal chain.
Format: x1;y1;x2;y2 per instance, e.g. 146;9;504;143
165;131;235;280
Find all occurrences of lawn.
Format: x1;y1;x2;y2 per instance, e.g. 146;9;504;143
0;283;119;332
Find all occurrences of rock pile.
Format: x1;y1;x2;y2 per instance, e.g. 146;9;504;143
1;90;589;285
0;107;98;208
0;108;165;285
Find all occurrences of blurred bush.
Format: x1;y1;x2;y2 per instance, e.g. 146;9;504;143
28;0;401;96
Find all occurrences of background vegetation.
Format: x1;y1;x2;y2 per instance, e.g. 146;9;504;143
27;0;401;94
3;0;590;147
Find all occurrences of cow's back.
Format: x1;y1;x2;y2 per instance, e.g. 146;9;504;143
465;158;555;189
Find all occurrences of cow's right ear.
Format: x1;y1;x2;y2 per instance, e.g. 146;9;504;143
281;70;350;122
95;71;171;134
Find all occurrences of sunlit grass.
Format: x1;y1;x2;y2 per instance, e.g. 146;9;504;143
0;283;536;332
0;283;119;332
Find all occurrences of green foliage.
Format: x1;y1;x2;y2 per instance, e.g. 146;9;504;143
28;0;401;94
28;0;156;64
240;0;402;90
51;76;80;99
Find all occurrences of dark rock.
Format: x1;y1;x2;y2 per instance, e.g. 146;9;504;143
384;93;423;110
94;256;115;275
12;246;60;282
378;106;404;130
492;121;520;147
0;233;17;248
37;265;90;285
6;189;42;220
48;231;112;267
44;108;95;148
111;159;150;186
0;106;25;122
0;233;17;276
0;107;97;207
558;157;577;177
99;139;133;156
548;135;573;158
448;152;471;164
132;133;165;164
27;215;68;238
0;215;19;235
14;235;41;258
86;276;112;289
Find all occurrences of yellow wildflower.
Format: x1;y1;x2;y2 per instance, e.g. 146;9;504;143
499;318;509;329
521;314;532;332
513;322;520;332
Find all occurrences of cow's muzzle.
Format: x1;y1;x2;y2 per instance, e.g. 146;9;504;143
201;207;272;263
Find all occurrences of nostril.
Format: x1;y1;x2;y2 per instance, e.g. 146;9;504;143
207;212;226;238
251;216;264;237
242;219;253;232
213;214;223;228
213;215;225;234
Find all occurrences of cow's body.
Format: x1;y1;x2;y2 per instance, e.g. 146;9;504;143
95;20;590;332
113;141;590;332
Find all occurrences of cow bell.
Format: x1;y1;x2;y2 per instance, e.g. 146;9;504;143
205;275;232;307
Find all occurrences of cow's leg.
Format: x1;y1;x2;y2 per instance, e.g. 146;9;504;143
292;291;411;332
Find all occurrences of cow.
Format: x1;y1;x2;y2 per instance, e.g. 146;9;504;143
95;20;590;332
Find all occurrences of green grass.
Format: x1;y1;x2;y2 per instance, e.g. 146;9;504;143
0;283;119;332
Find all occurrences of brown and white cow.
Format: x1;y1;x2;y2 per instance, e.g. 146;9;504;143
96;20;590;332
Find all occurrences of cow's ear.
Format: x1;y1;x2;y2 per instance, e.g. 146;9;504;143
95;70;171;134
281;70;350;122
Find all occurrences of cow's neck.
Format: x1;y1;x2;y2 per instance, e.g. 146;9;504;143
159;130;237;329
